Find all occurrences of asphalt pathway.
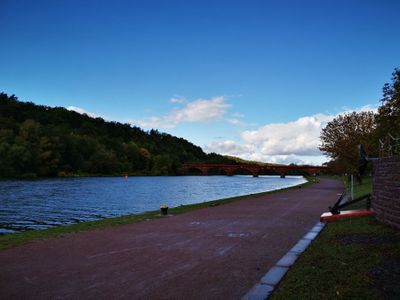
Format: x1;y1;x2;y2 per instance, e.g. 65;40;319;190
0;178;342;299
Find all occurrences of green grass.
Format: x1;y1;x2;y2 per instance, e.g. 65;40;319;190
0;177;317;251
270;216;400;300
345;176;372;210
347;176;373;198
270;176;400;300
323;175;373;210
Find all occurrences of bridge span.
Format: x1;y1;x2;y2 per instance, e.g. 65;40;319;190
181;163;325;177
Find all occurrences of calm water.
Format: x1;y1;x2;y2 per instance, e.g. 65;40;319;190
0;175;306;233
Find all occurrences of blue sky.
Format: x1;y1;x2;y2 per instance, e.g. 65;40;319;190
1;0;399;164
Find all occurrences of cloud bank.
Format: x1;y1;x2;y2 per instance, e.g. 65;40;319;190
204;113;329;164
204;104;378;165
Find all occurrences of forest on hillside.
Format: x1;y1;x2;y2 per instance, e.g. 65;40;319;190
0;93;237;178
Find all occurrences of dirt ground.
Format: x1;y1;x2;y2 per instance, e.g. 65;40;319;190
0;178;342;299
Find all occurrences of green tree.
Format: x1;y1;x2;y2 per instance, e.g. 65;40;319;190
9;143;32;175
151;154;171;175
19;119;41;142
36;136;61;176
88;147;120;174
0;142;14;176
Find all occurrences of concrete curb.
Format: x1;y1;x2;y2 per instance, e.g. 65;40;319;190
242;222;326;300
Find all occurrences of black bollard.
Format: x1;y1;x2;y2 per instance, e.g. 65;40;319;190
160;205;168;215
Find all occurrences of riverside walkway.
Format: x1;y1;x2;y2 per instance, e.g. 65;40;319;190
0;178;342;299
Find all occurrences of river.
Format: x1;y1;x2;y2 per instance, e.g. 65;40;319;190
0;175;306;233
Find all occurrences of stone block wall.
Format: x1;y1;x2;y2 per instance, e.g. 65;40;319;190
372;156;400;229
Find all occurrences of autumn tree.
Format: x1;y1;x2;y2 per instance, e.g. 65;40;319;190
319;111;376;174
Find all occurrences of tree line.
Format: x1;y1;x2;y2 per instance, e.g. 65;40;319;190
319;68;400;175
0;93;236;178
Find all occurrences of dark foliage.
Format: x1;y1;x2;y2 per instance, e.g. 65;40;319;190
0;93;235;178
376;68;400;137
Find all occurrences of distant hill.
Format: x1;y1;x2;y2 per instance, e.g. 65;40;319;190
0;92;237;178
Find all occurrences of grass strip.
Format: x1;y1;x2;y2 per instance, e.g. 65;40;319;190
270;175;400;299
0;176;317;251
350;176;373;198
270;216;400;300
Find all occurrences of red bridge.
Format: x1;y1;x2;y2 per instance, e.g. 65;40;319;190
181;163;326;177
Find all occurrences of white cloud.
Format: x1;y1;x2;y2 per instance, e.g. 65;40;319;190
226;113;256;126
205;140;254;156
67;106;103;119
170;95;187;104
135;96;231;128
341;104;378;114
226;118;248;126
231;112;245;118
134;116;164;128
240;114;327;156
204;104;378;165
204;113;328;164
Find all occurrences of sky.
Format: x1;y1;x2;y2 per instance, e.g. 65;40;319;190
1;0;399;165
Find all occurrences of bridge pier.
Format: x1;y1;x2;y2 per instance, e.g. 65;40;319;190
226;170;234;176
198;168;209;176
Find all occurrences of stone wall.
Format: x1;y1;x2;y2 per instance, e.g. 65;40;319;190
372;156;400;229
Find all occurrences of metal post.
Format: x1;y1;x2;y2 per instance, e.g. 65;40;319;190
366;195;371;210
351;174;354;200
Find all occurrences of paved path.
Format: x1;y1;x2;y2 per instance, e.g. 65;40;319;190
0;178;342;299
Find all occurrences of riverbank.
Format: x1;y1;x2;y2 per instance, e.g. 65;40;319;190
0;178;341;299
0;176;316;250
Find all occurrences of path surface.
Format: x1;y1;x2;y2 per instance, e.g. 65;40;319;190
0;178;342;299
